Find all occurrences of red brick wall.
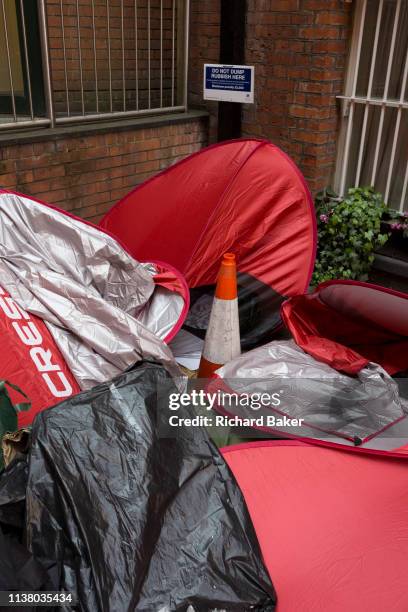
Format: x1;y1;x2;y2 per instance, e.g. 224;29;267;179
243;0;353;194
1;0;353;225
0;118;207;224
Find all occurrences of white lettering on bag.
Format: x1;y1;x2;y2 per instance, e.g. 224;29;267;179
0;287;73;398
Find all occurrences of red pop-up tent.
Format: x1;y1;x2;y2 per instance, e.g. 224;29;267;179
222;440;408;612
100;139;316;348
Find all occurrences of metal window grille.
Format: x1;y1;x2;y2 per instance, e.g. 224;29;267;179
335;0;408;211
0;0;189;130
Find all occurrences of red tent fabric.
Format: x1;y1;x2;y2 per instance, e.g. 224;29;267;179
282;280;408;375
100;139;316;347
223;440;408;612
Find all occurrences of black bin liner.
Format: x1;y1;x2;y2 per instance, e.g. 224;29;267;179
24;362;276;611
0;459;52;612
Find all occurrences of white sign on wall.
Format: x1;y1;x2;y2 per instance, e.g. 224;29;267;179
203;64;255;103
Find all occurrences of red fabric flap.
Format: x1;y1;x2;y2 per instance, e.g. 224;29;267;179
282;282;408;375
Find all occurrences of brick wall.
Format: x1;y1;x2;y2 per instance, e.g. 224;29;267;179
0;117;207;224
0;0;353;225
243;0;353;194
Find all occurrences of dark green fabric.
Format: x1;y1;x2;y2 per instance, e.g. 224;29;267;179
0;381;30;470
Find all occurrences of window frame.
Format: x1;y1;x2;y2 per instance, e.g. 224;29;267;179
0;0;45;118
334;0;408;212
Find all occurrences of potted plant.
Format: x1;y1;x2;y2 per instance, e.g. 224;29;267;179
312;186;389;285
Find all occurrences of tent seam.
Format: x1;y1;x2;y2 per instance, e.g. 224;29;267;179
184;140;269;277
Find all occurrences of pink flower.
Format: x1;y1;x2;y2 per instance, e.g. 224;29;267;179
320;214;329;223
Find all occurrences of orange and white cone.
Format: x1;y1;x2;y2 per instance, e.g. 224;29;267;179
198;253;241;378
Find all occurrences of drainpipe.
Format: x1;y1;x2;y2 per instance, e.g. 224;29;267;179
217;0;246;141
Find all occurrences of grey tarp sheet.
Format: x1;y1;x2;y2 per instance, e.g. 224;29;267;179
212;340;407;444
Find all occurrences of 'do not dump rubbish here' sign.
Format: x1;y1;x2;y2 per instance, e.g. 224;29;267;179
203;64;255;103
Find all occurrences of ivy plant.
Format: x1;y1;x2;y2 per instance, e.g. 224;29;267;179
312;186;389;285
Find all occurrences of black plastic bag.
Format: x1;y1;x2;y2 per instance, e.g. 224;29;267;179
0;459;52;612
0;458;27;532
25;362;276;611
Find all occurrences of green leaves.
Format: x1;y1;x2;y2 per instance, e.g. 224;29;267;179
312;186;389;285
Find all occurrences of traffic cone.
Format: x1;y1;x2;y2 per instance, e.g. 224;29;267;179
198;253;241;378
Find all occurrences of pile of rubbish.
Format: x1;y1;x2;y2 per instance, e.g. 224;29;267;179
1;363;275;609
1;139;408;611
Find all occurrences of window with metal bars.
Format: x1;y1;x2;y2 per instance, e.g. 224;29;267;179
0;1;46;124
335;0;408;212
0;0;189;131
